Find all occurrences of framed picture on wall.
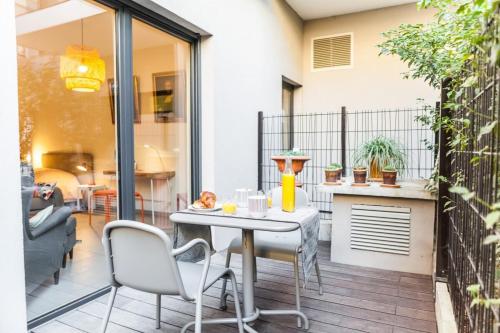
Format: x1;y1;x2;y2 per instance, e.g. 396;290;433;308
108;76;141;124
152;71;184;123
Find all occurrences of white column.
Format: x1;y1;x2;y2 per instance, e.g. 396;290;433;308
0;1;28;332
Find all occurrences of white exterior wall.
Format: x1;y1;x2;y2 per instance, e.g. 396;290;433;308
302;4;439;113
0;1;28;332
151;0;304;249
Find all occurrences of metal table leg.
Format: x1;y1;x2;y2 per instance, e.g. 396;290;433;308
197;228;309;332
241;229;255;318
238;228;309;332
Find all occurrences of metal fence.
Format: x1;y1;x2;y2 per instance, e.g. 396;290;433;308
439;19;500;332
258;107;436;220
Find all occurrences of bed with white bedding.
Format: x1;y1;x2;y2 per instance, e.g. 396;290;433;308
34;152;95;205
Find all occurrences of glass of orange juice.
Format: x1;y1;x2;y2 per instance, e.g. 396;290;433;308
222;196;237;215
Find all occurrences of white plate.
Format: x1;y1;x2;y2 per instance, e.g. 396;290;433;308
188;203;222;212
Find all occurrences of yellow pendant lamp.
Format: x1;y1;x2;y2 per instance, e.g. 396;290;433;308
60;20;105;92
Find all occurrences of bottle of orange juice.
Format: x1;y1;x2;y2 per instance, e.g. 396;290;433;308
282;157;295;212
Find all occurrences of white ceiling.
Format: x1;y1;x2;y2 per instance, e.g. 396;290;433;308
285;0;417;20
16;3;181;57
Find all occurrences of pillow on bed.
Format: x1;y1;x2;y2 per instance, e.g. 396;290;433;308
34;168;80;201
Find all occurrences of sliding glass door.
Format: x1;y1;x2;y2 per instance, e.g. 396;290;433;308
15;0;199;326
16;0;118;321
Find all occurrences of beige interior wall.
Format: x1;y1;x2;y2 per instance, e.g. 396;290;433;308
302;3;439;113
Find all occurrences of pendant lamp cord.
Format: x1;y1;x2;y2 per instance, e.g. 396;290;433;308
81;19;84;50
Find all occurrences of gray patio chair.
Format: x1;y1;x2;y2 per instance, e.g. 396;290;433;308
100;220;243;333
220;187;323;328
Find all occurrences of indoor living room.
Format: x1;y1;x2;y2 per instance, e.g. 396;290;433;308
16;0;191;320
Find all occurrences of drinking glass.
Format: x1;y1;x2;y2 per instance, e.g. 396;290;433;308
248;191;267;218
222;195;237;215
235;188;252;208
266;190;273;208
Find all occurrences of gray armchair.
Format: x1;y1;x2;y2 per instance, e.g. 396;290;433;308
21;176;76;268
21;189;75;284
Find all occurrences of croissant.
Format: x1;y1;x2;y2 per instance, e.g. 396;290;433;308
200;191;217;208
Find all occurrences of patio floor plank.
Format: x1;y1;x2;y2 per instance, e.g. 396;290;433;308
32;243;436;333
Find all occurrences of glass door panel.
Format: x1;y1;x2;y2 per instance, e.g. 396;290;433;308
131;18;191;232
16;0;117;320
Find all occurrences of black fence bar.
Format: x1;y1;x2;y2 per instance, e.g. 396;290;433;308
257;111;264;191
341;106;347;177
444;18;500;331
436;79;451;280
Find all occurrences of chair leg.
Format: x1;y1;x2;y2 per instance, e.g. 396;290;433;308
253;255;257;282
219;251;231;310
294;255;302;328
104;195;110;223
140;195;144;223
53;269;60;284
62;253;67;268
156;294;161;329
228;271;244;333
69;248;74;260
194;294;203;333
100;286;117;333
315;255;323;295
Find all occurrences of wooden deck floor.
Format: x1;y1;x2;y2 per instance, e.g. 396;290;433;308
32;242;437;333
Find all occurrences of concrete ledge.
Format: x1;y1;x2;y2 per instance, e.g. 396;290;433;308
435;282;458;333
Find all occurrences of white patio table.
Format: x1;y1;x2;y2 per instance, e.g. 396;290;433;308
170;206;318;332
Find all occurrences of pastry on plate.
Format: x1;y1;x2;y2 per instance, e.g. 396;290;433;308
192;191;217;209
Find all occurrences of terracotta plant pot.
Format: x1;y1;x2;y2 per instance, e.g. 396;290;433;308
325;169;342;182
271;156;311;175
382;170;397;185
353;169;367;184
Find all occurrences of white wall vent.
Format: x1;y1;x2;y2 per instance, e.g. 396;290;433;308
312;33;353;71
350;204;410;255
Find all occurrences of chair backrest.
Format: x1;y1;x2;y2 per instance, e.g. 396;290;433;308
271;186;309;208
254;187;308;245
102;220;189;298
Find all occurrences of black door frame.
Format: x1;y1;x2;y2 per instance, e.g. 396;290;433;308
281;76;301;150
27;0;202;328
113;1;203;217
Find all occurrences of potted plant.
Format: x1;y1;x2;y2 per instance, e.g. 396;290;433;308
352;136;406;181
352;166;368;184
271;149;311;175
381;165;398;185
325;163;342;183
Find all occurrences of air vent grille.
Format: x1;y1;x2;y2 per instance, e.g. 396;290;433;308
350;204;410;255
313;34;352;70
